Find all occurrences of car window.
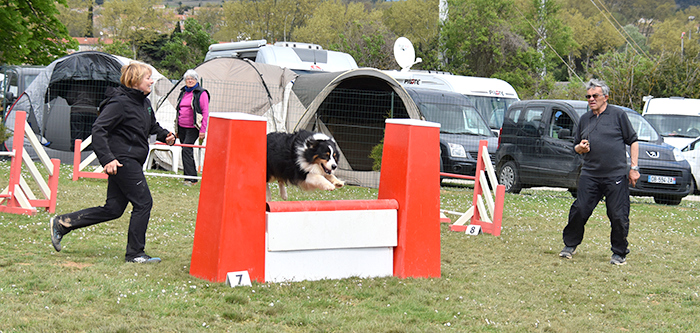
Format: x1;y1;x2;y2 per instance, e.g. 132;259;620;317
506;107;521;123
547;109;575;139
521;107;544;136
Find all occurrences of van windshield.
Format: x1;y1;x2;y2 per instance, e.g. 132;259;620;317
418;101;493;136
464;96;518;130
643;114;700;138
626;112;660;142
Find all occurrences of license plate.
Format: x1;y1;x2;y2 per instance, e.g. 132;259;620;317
648;175;676;184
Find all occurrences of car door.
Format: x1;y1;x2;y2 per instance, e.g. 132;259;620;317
516;104;545;183
538;104;580;188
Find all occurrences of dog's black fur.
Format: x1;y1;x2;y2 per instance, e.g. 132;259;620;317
266;130;344;200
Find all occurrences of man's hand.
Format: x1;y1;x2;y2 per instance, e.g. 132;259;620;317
104;159;122;175
576;139;590;154
166;132;176;145
629;169;640;187
198;132;206;140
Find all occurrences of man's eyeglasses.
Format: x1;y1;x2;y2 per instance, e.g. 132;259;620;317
585;93;604;99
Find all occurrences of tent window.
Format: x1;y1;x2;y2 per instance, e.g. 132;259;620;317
313;87;409;171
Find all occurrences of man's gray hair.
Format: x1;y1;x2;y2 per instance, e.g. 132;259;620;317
586;79;609;95
183;69;199;81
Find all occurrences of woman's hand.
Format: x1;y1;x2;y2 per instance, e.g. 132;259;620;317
104;159;122;175
166;132;176;145
199;132;206;140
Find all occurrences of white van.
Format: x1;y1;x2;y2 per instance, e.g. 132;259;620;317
383;70;519;133
205;39;358;73
642;96;700;149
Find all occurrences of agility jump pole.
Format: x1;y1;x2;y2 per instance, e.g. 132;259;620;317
0;111;60;215
72;139;206;181
448;140;505;236
189;114;441;283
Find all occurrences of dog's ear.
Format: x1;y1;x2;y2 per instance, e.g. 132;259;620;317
306;139;319;150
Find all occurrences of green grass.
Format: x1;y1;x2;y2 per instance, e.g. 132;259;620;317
1;160;700;332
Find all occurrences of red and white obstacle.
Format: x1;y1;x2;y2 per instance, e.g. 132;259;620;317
447;140;505;236
0;111;60;215
189;113;441;283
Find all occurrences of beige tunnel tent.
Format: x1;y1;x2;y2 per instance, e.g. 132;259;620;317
158;63;421;188
290;69;422;188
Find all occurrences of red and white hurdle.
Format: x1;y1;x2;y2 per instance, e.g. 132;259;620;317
0;111;60;215
448;140;505;236
72;138;206;181
189;113;441;283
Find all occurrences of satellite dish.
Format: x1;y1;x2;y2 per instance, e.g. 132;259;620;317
394;37;422;72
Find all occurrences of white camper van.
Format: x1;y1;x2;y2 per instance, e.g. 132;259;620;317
384;70;519;133
642;96;700;149
205;39;358;73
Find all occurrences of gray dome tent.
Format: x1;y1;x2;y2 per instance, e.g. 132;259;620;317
3;51;175;163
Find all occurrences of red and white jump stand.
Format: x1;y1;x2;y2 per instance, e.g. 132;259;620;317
0;111;60;215
448;140;505;236
189;113;441;283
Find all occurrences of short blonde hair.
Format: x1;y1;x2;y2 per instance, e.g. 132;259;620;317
120;62;152;89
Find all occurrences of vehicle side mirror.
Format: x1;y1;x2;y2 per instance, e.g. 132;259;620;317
558;129;574;141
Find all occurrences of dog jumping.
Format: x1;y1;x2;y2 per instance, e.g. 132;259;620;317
266;130;345;200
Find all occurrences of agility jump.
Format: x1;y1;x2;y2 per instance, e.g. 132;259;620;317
189;113;442;283
0;111;60;215
72;138;206;181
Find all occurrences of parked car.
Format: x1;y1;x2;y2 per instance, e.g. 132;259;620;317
496;100;693;205
2;65;44;117
681;137;700;194
404;87;497;178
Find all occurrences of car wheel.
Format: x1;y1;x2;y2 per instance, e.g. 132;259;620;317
499;161;521;194
654;196;682;205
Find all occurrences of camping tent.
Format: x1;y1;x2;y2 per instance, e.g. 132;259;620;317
159;58;304;134
290;68;422;187
3;51;175;163
159;62;422;188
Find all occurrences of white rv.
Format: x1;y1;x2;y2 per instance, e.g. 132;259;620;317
384;70;519;133
642;96;700;149
205;39;358;73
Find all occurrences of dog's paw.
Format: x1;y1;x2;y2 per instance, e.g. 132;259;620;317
322;182;336;191
333;180;345;188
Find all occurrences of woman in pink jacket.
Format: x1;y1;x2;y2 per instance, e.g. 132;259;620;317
175;69;209;185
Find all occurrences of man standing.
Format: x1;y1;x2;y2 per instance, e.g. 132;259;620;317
559;79;639;265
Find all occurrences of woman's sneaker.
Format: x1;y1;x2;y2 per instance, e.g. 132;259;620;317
126;255;161;264
559;246;577;259
49;216;67;252
610;254;627;265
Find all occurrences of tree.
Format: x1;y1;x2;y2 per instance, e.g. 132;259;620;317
293;0;396;69
0;0;78;65
57;0;93;37
380;0;440;70
160;18;217;78
217;0;321;42
560;8;625;74
98;0;173;58
193;4;224;37
440;0;523;77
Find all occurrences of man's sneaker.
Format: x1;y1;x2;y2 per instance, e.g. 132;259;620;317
559;246;577;259
49;216;65;252
126;255;161;264
610;254;627;265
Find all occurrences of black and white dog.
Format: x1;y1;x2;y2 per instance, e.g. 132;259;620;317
266;130;345;200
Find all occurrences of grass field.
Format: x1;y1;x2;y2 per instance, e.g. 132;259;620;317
1;160;700;332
